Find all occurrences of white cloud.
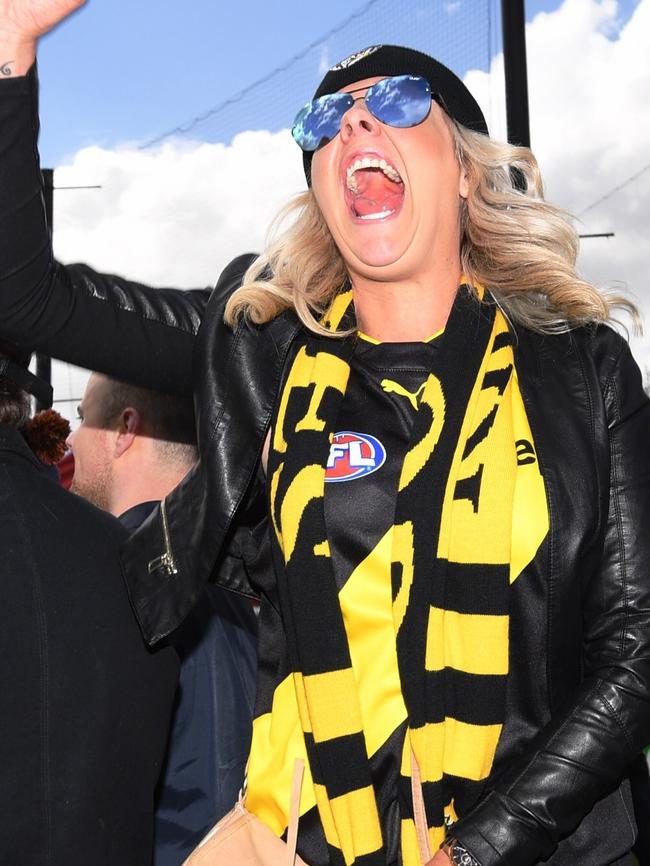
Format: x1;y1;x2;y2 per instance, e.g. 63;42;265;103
466;0;650;376
51;0;650;414
52;128;305;419
54;129;305;288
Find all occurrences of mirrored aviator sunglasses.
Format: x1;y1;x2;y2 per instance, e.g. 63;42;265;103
292;74;433;152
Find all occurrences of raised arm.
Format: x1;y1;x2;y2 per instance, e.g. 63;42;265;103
0;0;83;76
0;0;209;396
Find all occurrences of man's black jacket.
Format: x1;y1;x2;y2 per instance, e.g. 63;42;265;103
0;426;178;865
1;67;649;866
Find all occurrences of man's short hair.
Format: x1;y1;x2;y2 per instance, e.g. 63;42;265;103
100;378;198;466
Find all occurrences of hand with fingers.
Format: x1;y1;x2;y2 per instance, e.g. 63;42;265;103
0;0;86;76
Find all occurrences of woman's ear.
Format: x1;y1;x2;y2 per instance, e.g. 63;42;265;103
459;169;469;200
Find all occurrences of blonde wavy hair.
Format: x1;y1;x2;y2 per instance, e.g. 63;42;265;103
225;119;638;336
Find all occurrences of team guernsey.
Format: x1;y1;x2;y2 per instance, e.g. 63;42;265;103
245;287;549;866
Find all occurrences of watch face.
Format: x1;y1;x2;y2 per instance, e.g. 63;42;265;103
452;845;478;866
443;836;479;866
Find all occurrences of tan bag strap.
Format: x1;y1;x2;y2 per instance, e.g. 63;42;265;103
285;758;305;866
410;746;432;865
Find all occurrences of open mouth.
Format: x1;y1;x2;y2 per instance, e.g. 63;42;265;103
345;156;405;221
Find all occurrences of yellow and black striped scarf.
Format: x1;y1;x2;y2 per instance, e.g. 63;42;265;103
267;287;516;866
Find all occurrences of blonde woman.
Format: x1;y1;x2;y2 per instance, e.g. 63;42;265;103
1;3;649;865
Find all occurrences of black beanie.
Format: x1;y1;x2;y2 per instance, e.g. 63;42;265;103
302;44;488;185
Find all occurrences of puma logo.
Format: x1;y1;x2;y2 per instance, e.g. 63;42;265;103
380;379;426;410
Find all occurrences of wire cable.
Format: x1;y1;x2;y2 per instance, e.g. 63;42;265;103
140;0;381;149
578;161;650;217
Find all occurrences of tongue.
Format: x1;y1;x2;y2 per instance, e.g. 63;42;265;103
352;168;403;217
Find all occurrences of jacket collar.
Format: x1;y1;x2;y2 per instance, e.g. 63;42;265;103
0;424;47;472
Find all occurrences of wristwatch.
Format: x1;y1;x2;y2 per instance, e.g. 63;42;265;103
440;836;481;866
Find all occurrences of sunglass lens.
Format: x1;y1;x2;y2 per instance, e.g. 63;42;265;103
292;93;354;151
365;75;432;128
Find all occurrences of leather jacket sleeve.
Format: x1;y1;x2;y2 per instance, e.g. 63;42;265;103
0;66;208;396
452;331;650;865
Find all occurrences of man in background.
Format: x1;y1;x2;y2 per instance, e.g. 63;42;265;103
67;373;258;866
0;344;178;866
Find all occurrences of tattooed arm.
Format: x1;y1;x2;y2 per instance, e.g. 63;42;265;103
0;0;86;76
0;0;208;395
0;43;33;79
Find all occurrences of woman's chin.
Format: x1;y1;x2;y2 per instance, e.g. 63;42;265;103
344;244;413;281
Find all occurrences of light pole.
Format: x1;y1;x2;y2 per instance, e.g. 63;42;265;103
35;169;54;412
501;0;531;148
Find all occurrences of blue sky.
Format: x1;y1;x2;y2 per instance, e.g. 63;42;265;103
34;0;650;410
37;0;488;163
36;0;640;166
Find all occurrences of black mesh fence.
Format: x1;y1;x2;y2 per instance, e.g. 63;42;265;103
142;0;499;150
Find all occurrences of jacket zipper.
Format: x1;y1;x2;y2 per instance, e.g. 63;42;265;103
147;497;178;576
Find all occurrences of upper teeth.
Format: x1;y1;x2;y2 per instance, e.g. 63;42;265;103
346;157;402;193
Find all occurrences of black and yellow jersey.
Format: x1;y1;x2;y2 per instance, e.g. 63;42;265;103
246;329;548;866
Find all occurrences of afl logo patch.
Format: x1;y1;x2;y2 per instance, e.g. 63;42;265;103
325;431;386;483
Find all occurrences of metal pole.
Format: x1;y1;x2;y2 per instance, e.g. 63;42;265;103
501;0;531;147
36;169;54;411
42;168;54;238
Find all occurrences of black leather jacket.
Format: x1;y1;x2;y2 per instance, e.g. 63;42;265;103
2;68;650;866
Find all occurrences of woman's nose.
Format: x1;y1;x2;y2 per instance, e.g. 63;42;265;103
339;99;381;144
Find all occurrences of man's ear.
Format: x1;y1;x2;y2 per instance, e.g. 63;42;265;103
113;407;140;458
